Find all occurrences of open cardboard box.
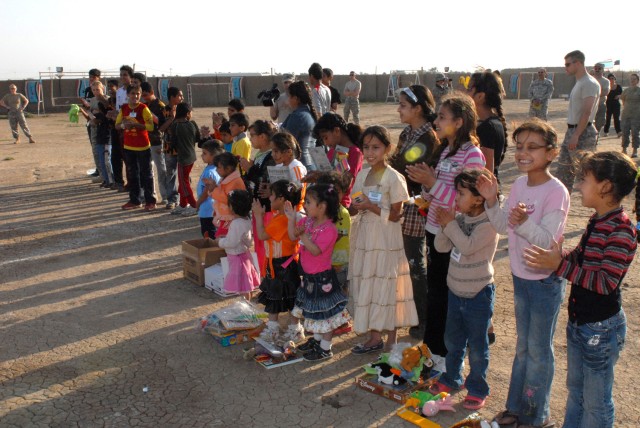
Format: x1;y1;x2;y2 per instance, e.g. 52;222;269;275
181;238;226;286
354;372;439;404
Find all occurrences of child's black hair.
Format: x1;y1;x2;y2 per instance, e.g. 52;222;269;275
228;190;252;218
133;72;147;83
140;81;154;93
399;85;437;124
228;98;245;111
167;86;181;100
229;112;249;129
315;170;350;196
202;139;224;156
306;183;340;223
107;79;119;88
308;63;323;80
126;84;141;94
454;169;491;198
213;151;239;170
119;65;134;77
249;120;277;139
219;121;231;134
313;112;362;147
164;104;173;113
175;102;192;119
270;180;302;207
579;151;637;203
271;132;301;159
287;81;319;121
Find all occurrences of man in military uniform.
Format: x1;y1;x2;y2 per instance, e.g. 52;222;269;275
528;68;554;120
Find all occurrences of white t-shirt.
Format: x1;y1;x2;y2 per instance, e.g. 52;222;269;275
567;74;600;124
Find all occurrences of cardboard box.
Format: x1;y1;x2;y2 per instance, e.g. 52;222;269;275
208;329;252;347
354;373;438;404
182;238;226;286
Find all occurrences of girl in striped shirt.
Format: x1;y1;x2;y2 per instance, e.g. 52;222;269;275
524;151;638;428
406;94;485;369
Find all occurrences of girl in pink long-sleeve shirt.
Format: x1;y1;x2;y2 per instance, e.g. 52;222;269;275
406;94;485;366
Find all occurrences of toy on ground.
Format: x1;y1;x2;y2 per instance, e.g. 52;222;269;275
369;361;407;386
448;413;498;428
396;406;442;428
422;394;455;416
402;343;433;372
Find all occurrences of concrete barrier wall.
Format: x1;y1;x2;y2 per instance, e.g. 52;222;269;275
4;69;638;114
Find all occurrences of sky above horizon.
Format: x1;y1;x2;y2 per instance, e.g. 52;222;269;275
1;0;637;81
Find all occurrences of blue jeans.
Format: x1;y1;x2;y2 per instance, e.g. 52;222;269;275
164;153;179;204
506;274;566;426
441;284;494;399
563;310;626;428
96;144;113;185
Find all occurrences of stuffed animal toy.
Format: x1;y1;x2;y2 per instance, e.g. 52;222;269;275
401;343;432;372
421;394;455;417
369;362;407;386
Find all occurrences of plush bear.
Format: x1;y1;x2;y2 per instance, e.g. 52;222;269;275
401;343;432;372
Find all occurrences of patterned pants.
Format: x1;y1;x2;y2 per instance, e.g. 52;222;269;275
8;110;32;140
555;125;597;193
343;97;360;125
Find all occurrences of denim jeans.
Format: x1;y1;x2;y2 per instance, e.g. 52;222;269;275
403;234;428;324
506;274;566;426
164;153;179;204
562;310;626;428
441;284;494;399
96;144;113;185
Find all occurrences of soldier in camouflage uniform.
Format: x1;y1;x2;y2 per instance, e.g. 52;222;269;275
528;68;554;120
0;84;36;144
432;73;452;111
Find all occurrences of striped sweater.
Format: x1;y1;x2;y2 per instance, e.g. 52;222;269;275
424;142;485;234
556;207;637;324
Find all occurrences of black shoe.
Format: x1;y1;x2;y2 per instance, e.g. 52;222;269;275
90;170;100;177
298;338;319;352
351;341;384;355
488;332;496;345
303;347;333;361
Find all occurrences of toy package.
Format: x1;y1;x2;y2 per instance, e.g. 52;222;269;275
197;299;266;334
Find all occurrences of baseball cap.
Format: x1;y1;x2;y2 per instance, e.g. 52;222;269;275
282;73;295;82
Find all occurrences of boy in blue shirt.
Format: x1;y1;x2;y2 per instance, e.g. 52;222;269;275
197;139;224;237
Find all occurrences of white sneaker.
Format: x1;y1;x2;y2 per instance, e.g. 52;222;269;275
604;132;609;137
171;206;185;215
282;325;306;344
181;206;197;217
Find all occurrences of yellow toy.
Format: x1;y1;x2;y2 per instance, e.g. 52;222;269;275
396;406;442;428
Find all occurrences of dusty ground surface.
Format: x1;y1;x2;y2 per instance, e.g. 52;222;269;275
1;99;639;428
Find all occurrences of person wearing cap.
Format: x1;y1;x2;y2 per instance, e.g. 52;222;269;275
604;73;622;138
343;71;361;125
0;84;36;144
593;62;610;136
528;68;554;120
556;50;600;193
270;73;294;125
432;72;451;111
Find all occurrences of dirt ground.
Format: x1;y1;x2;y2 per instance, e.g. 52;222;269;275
1;99;639;428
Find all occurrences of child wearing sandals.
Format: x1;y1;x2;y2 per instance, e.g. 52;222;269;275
285;183;351;361
524;151;638;428
349;126;419;354
252;180;305;343
476;119;570;428
428;169;498;411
